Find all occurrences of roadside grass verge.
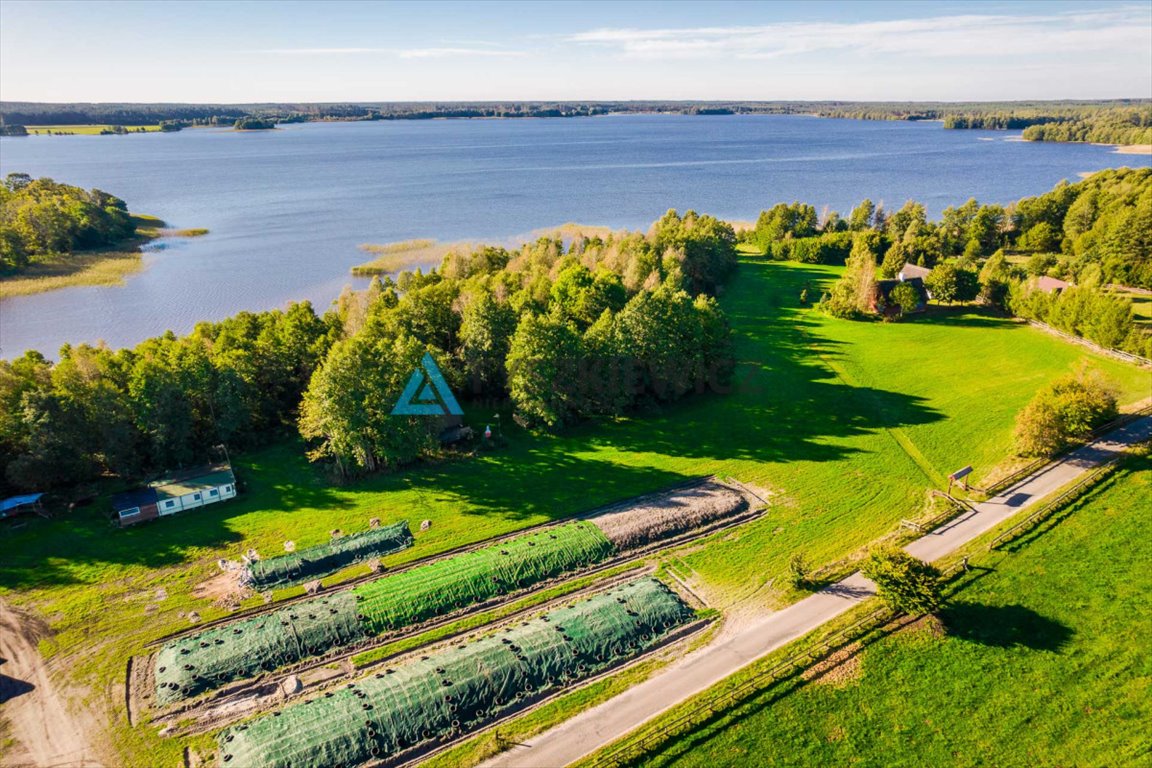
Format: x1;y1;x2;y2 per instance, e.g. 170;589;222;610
614;452;1152;768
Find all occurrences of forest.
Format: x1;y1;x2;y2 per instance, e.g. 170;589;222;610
0;209;736;493
0;173;136;273
808;168;1152;356
2;100;1149;144
2;168;1148;496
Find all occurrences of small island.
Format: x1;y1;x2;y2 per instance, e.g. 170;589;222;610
0;173;207;298
233;117;277;130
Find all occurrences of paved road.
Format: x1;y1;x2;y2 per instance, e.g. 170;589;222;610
481;415;1152;768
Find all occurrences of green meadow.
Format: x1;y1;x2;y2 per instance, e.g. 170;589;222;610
628;452;1152;768
0;259;1148;766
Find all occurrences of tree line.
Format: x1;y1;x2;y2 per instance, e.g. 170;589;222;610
735;169;1151;356
1020;112;1152;147
0;173;136;274
3;100;1148;144
301;210;736;476
0;210;736;493
942;104;1152;144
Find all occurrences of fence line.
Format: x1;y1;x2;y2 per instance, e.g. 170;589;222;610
589;560;977;768
1025;320;1152;368
588;446;1141;768
979;405;1152;498
588;603;894;768
987;458;1121;550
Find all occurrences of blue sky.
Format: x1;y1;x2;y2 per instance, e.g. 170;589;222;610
1;1;1149;103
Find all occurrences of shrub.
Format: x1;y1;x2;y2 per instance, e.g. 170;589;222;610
1013;368;1119;457
888;282;922;315
788;552;811;589
861;547;943;616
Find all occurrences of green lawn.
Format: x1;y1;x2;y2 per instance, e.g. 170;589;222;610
0;260;1148;766
630;452;1152;768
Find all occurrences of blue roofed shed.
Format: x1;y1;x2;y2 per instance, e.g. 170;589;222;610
1;493;45;519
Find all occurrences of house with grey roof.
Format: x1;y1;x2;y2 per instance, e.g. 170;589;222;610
111;463;237;527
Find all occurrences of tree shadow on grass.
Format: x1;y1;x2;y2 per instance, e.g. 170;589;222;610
0;444;687;590
559;262;944;464
941;602;1073;652
903;306;1020;328
0;261;943;589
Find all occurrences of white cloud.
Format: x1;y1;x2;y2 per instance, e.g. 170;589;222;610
396;47;525;59
258;46;524;59
258;48;389;55
568;8;1152;61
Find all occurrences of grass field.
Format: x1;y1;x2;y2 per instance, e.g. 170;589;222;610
628;452;1152;768
23;124;161;135
0;259;1148;766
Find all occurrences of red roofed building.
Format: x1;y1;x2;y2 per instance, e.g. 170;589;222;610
1035;276;1073;293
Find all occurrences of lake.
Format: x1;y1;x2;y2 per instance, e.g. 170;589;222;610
1;115;1147;358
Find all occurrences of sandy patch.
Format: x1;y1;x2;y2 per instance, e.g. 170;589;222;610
0;599;102;767
1111;144;1152;156
801;642;863;688
900;613;947;639
192;570;249;609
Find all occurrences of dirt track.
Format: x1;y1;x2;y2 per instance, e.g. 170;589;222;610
0;600;102;768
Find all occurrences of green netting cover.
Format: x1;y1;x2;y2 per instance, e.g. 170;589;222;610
218;577;693;768
153;592;365;705
245;521;414;592
155;522;613;707
352;522;615;634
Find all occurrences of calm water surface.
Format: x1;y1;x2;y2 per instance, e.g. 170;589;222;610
1;115;1147;357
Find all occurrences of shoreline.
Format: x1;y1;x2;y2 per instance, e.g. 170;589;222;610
1108;143;1152;156
0;217;207;300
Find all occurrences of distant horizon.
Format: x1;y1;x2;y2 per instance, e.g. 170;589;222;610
4;97;1151;108
2;1;1149;103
